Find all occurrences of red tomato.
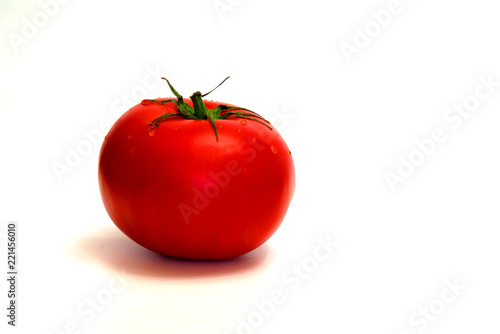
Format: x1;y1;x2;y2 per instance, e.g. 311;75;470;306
98;78;295;259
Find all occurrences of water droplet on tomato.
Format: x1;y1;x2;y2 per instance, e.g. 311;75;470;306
105;134;109;140
270;146;278;154
149;130;155;136
141;100;153;105
287;150;291;155
129;148;136;153
252;137;257;143
128;134;132;139
237;129;242;133
174;127;178;130
240;120;247;125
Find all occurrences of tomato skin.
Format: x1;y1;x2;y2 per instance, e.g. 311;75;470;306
98;98;295;259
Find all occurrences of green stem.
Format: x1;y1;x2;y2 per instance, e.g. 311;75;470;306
142;77;273;141
189;91;209;120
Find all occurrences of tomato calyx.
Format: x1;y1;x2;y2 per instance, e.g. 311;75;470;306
141;77;272;141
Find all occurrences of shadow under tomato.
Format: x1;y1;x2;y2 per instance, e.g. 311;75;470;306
72;225;276;280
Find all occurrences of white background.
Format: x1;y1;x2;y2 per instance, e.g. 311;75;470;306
1;0;500;333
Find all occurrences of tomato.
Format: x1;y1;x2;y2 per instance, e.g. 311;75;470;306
98;78;295;259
